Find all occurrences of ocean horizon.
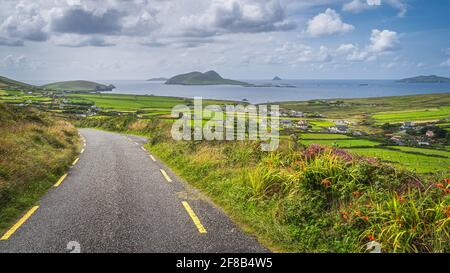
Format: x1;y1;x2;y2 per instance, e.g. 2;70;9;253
25;79;450;104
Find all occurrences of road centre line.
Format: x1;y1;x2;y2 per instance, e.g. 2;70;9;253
182;201;207;234
72;158;79;166
54;173;68;187
160;169;172;182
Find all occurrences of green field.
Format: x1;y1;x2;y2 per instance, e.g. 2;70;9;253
66;94;188;110
277;93;450;120
348;148;449;173
373;106;450;124
66;93;236;113
300;133;352;139
298;133;449;172
388;146;450;158
301;139;380;148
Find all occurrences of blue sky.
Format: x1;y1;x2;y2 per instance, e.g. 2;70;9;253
0;0;449;80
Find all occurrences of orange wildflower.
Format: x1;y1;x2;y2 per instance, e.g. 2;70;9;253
321;178;332;187
352;191;361;198
362;216;369;221
435;183;445;189
367;235;375;241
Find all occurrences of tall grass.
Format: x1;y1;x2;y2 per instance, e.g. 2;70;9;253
0;104;79;232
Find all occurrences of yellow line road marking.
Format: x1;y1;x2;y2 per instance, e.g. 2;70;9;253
80;148;85;154
54;173;68;187
150;155;156;162
160;169;172;182
141;147;147;152
1;206;39;240
182;201;207;234
72;158;79;166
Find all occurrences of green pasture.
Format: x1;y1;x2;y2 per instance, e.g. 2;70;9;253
348;148;449;173
300;138;380;148
66;94;188;111
388;146;450;158
300;133;352;140
373;106;450;124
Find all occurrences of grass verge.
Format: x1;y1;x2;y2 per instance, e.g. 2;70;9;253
0;103;79;234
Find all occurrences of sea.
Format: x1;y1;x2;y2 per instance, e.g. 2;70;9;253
26;79;450;104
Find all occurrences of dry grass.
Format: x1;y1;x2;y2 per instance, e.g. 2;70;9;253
0;104;79;232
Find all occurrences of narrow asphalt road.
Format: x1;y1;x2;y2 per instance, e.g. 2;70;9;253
0;129;268;253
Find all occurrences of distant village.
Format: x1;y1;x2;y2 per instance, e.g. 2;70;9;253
278;108;449;148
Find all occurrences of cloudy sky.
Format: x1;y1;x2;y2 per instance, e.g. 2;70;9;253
0;0;449;81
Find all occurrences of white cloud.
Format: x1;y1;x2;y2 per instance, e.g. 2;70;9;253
336;43;370;61
51;34;115;47
306;9;354;37
343;0;381;13
441;48;450;67
368;0;382;5
343;0;407;16
0;2;48;42
179;0;296;37
368;29;399;53
271;43;333;65
386;0;407;17
441;59;450;67
336;29;399;62
0;54;29;69
0;36;24;47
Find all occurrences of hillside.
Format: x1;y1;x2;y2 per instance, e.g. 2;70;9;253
42;80;116;92
0;75;37;91
165;71;248;86
398;75;450;83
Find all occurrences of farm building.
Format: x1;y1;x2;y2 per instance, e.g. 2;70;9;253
328;125;349;134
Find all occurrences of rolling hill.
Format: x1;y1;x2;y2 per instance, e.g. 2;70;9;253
42;80;116;92
165;71;248;86
0;75;37;91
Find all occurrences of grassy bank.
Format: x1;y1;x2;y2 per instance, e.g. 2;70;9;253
0;103;79;233
80;116;450;253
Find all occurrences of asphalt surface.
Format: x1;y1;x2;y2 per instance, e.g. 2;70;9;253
0;128;268;253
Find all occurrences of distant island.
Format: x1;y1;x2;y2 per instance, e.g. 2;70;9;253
273;76;282;81
165;71;249;86
397;75;450;83
42;80;116;92
147;77;168;81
